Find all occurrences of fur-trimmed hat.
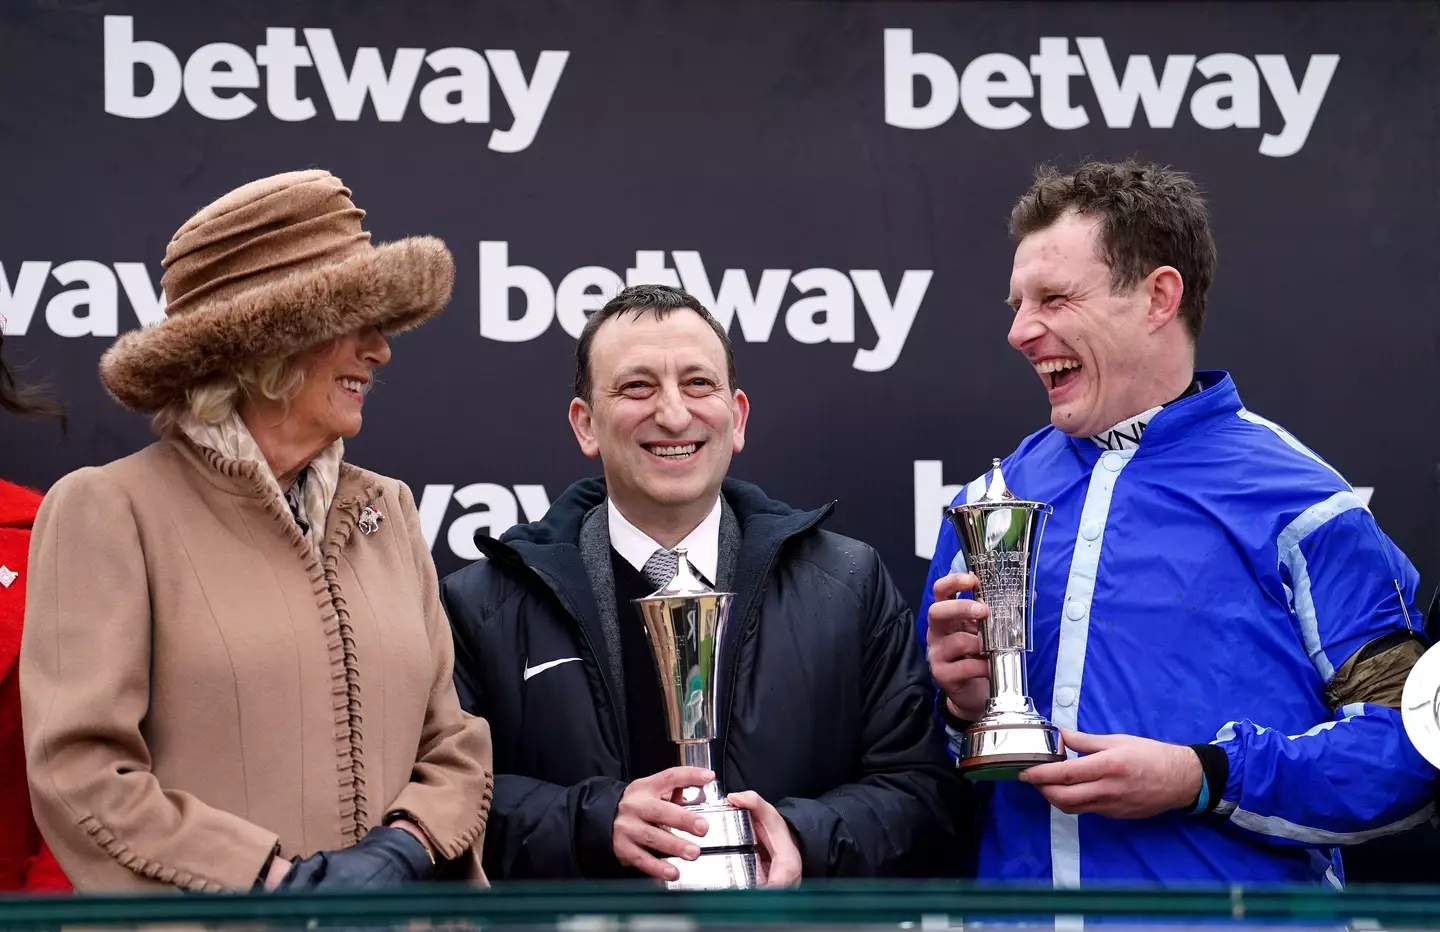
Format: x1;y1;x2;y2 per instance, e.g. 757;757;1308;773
99;169;454;412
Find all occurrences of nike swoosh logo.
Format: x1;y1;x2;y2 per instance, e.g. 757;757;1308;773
523;657;581;681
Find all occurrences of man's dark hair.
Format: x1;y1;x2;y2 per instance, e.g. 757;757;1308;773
1009;159;1217;340
0;333;67;432
573;284;737;402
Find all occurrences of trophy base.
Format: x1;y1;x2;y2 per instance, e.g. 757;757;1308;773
666;848;760;890
665;800;759;890
958;713;1064;780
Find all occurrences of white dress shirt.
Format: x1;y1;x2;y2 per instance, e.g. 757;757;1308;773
607;495;722;586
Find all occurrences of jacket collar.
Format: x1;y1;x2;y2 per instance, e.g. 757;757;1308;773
168;434;382;557
174;410;343;560
484;475;832;571
1066;369;1241;459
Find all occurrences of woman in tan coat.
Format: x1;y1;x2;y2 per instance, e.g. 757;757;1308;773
21;170;493;893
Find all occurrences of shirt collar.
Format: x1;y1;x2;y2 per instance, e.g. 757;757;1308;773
607;495;722;586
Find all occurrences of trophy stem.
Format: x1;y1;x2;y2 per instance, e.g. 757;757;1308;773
959;647;1064;779
986;650;1036;716
678;741;724;806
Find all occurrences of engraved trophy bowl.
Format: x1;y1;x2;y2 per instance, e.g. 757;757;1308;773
944;459;1065;780
632;549;758;890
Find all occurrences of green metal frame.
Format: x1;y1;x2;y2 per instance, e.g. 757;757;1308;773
3;881;1440;929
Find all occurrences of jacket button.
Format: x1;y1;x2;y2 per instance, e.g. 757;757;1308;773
1103;452;1124;472
1081;522;1102;541
1056;686;1078;707
1065;600;1086;621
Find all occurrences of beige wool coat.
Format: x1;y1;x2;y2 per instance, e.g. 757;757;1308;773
20;435;493;892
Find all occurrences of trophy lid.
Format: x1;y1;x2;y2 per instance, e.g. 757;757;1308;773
639;547;719;600
980;458;1017;503
946;458;1049;519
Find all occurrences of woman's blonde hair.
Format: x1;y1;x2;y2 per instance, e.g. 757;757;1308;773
152;355;307;434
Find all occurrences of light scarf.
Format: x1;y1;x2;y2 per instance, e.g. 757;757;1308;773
177;409;343;560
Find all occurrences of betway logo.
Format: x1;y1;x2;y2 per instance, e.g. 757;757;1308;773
480;243;932;372
0;260;164;336
103;15;567;152
0;250;931;374
885;30;1339;158
419;483;551;560
912;461;1375;560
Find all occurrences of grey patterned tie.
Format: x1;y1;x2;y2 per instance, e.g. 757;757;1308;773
641;547;679;591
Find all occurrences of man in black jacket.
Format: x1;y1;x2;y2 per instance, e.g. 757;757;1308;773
440;284;966;884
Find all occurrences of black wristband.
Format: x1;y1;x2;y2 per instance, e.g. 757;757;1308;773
1187;743;1229;814
939;699;973;733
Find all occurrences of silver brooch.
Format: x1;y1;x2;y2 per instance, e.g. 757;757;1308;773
358;505;384;536
0;565;16;588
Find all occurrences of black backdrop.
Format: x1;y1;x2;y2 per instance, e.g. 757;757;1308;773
3;0;1437;630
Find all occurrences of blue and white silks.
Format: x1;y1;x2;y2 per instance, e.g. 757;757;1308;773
919;371;1434;886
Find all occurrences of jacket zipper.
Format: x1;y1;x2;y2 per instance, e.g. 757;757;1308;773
712;510;831;779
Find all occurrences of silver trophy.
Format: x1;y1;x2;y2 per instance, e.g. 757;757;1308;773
632;549;758;890
1402;643;1440;770
944;459;1066;779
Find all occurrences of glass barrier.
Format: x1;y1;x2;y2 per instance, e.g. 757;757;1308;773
4;881;1440;932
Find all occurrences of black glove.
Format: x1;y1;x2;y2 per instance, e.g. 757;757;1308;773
273;825;436;891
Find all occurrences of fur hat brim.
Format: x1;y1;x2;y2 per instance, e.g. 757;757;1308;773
100;236;454;412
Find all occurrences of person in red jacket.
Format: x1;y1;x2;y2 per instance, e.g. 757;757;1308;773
0;323;71;893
